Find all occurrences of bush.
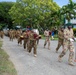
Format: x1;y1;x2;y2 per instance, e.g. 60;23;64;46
73;28;76;36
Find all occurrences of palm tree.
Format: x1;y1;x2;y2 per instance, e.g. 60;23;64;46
60;0;76;24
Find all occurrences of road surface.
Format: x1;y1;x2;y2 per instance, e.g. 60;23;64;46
2;36;76;75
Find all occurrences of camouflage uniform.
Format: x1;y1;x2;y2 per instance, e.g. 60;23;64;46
28;31;38;56
0;30;4;39
17;30;23;45
26;30;31;51
44;30;50;50
23;31;29;50
9;30;14;41
37;35;41;44
13;30;17;39
59;28;75;65
56;29;64;52
15;30;19;39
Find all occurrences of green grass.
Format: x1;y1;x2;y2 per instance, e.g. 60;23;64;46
0;41;17;75
41;35;58;40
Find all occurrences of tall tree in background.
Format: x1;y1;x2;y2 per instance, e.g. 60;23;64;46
9;0;60;29
60;0;76;24
0;2;14;29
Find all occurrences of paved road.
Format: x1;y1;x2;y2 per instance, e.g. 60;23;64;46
2;36;76;75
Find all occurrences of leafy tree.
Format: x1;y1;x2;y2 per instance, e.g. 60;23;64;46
60;0;76;24
0;2;14;29
9;0;60;30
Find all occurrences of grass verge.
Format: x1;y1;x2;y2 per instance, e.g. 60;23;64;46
0;40;17;75
41;35;58;40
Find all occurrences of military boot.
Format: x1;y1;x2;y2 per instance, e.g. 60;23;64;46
68;62;75;66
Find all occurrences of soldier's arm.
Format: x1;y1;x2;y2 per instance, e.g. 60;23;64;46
72;29;74;38
58;31;61;38
71;29;75;41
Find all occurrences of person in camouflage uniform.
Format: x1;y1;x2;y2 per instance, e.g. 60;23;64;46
9;30;14;41
0;30;4;39
44;29;51;50
58;26;75;66
56;27;64;53
17;29;23;45
23;30;29;50
13;30;17;39
28;30;38;57
25;30;31;51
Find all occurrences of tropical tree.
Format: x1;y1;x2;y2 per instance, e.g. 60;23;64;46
9;0;60;30
60;0;76;24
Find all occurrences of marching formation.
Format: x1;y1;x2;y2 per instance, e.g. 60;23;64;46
3;27;41;57
0;25;76;66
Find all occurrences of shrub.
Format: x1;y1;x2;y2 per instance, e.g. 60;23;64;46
73;28;76;36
